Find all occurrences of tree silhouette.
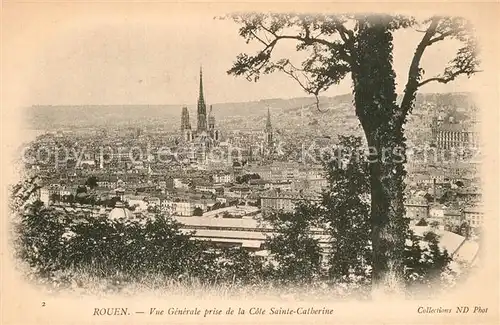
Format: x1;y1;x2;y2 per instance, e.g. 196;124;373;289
85;176;98;189
459;221;471;239
226;13;479;295
263;137;453;293
424;193;434;203
193;207;204;216
317;136;372;281
236;173;261;184
76;185;87;195
263;203;322;284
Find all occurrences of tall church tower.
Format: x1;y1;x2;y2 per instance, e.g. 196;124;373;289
208;105;215;130
181;106;192;142
197;67;208;132
208;105;220;141
264;106;273;147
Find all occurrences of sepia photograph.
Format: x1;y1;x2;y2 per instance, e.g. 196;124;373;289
1;2;498;324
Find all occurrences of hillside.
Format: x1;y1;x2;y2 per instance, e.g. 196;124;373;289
25;92;477;138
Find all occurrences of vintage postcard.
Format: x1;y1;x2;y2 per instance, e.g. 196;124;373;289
1;1;499;324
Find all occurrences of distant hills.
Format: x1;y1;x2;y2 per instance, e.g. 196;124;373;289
25;92;476;137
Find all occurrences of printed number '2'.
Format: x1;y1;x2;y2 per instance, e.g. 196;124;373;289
42;302;46;307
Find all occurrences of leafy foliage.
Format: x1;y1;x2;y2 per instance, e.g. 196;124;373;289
235;173;261;184
226;12;479;292
262;136;454;292
319;136;371;281
15;203;191;277
11;166;458;296
13;198;262;286
262;203;322;285
193;207;204;216
226;13;478;111
85;176;98;189
403;231;452;293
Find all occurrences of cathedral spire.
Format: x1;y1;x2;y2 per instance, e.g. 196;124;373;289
199;66;204;102
197;66;207;131
266;106;272;130
264;106;273;149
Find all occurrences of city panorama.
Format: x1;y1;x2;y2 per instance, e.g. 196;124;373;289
11;12;484;301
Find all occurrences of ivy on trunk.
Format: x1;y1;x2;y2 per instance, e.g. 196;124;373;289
225;12;479;296
351;17;408;294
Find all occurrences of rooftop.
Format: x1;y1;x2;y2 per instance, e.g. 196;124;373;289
173;215;265;229
108;201;134;220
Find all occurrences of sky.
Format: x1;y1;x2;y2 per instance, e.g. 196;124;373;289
5;9;478;106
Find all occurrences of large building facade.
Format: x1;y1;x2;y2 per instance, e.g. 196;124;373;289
260;188;322;216
431;113;478;150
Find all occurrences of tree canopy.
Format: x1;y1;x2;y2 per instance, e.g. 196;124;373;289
225;14;479;116
225;13;479;295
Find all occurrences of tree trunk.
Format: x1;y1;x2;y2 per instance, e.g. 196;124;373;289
352;17;409;298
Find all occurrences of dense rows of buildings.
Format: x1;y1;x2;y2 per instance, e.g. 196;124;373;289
25;69;483;261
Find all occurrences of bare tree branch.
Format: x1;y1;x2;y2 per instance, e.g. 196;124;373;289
280;61;311;93
276;34;351;63
418;69;482;87
228;14;354;111
275;59;327;112
337;25;350;43
398;17;441;122
398;15;479;126
428;30;455;45
249;30;268;46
